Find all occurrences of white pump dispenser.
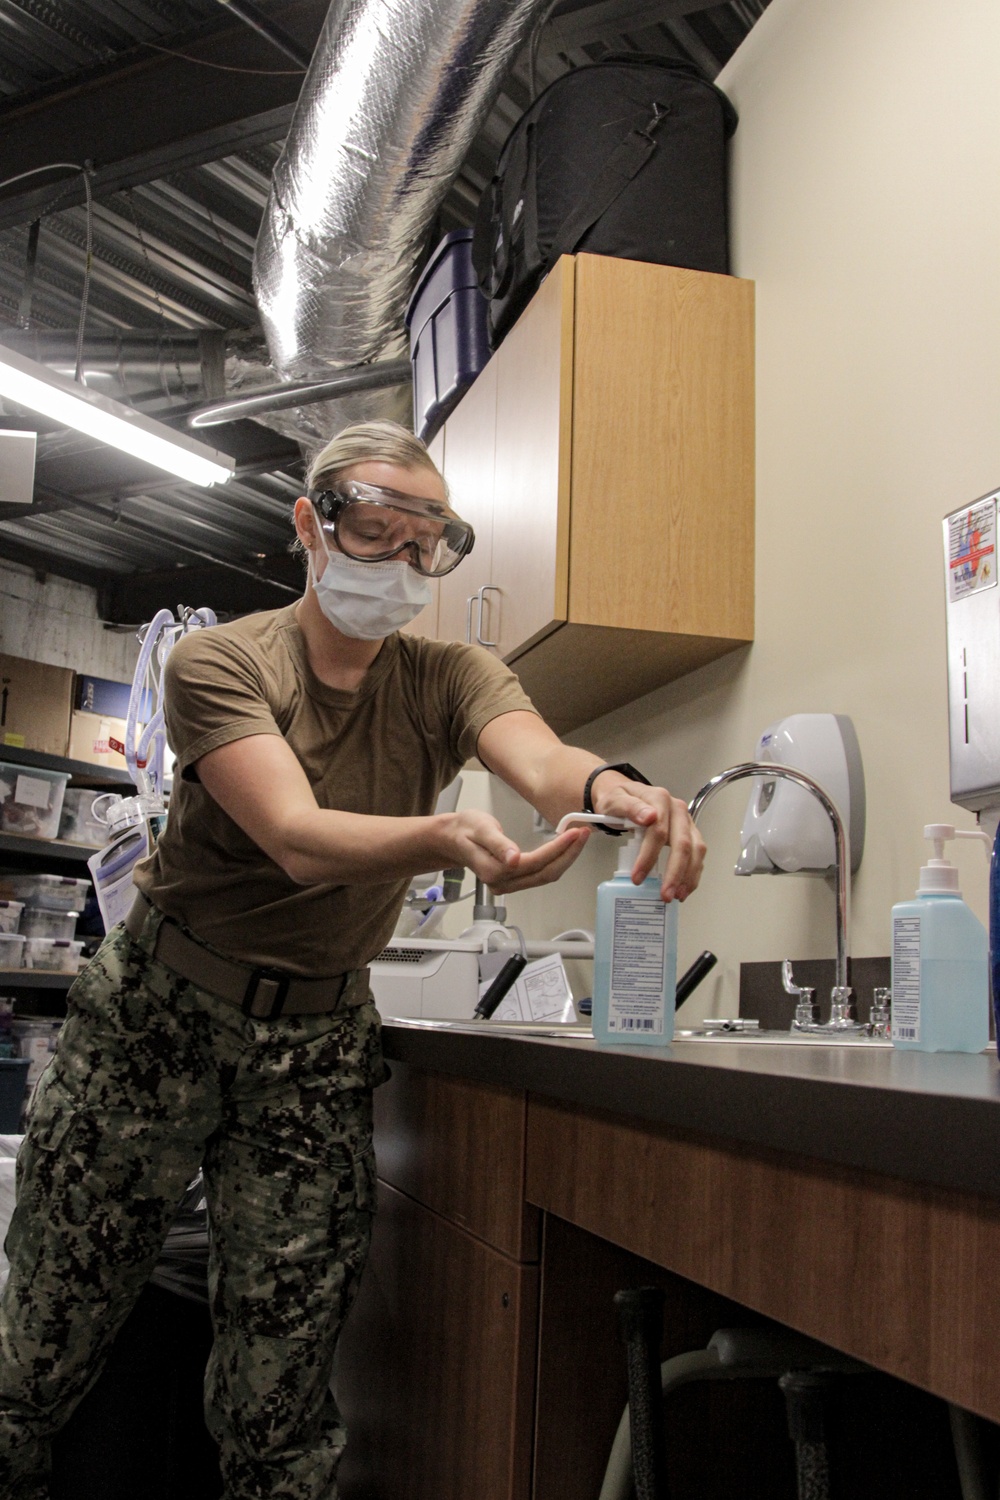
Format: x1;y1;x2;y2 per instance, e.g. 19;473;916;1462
891;823;990;1052
917;823;988;894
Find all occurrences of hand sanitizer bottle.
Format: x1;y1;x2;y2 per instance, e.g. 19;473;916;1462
593;828;678;1047
891;824;990;1052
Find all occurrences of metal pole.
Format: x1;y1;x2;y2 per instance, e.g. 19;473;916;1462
186;360;413;428
216;0;312;69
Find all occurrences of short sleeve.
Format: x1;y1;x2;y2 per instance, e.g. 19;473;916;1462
164;627;283;779
433;643;539;764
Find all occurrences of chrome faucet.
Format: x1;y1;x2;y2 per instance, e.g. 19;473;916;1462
687;763;857;1030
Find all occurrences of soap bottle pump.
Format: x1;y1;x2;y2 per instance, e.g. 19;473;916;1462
890;823;989;1053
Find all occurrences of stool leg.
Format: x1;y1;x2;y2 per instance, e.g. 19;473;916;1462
779;1370;834;1500
614;1288;668;1500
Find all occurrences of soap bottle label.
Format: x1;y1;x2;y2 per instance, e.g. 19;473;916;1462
892;914;922;1043
608;896;667;1036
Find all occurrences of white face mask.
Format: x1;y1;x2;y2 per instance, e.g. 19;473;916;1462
310;528;433;640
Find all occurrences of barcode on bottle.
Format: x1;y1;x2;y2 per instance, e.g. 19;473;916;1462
620;1017;657;1031
896;1026;917;1039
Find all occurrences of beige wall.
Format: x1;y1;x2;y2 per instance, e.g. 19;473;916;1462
0;559;140;681
496;0;1000;1019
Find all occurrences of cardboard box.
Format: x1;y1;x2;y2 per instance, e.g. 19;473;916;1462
0;654;74;757
74;674;152;721
66;712;131;769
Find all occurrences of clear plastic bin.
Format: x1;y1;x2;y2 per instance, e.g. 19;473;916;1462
0;762;69;841
21;938;84;973
19;908;79;941
0;935;25;970
58;788;110;847
0;902;23;935
9;874;91;912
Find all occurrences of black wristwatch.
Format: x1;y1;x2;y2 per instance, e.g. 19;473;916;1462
582;762;652;834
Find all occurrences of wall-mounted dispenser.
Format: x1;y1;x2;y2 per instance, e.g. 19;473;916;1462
736;714;865;875
943;488;1000;816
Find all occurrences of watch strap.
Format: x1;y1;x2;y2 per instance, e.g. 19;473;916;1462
582;762;652;834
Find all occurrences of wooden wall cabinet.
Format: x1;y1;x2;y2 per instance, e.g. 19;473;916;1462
434;254;755;733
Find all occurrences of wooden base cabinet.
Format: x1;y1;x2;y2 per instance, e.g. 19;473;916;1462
336;1066;540;1500
434;254;755;733
336;1182;537;1500
338;1063;985;1500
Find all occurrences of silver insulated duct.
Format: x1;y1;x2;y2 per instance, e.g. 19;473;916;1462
253;0;551;433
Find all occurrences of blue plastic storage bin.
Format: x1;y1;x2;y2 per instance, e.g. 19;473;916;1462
405;230;490;443
0;1058;30;1132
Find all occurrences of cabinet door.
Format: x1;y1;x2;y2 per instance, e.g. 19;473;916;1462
568;255;755;640
491;257;574;662
438;356;498;645
399;430;444;641
336;1182;538;1500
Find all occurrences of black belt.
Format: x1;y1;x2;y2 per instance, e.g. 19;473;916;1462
124;894;369;1021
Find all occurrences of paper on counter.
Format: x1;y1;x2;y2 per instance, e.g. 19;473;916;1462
485;952;576;1024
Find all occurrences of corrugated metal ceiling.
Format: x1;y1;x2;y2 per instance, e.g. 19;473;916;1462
0;0;770;623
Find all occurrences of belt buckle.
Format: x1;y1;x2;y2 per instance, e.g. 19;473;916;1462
242;966;291;1021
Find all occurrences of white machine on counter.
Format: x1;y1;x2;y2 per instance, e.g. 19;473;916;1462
368;933;506;1020
736;713;866;875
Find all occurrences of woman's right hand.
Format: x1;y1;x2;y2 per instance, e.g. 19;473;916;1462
436;810;591;895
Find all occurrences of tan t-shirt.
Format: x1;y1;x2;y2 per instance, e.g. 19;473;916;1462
134;605;537;975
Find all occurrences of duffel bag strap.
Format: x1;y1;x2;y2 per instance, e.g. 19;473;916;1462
472;118;537;301
552;99;670;257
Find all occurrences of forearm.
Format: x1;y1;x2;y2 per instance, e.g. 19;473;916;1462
501;742;607;827
271;807;451;887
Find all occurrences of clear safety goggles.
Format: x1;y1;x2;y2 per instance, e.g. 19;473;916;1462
311;481;474;578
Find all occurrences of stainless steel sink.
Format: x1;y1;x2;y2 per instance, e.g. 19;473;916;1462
383;1016;893;1046
674;1028;891;1047
385;1017;593;1038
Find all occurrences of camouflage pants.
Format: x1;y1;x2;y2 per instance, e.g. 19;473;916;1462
0;902;385;1500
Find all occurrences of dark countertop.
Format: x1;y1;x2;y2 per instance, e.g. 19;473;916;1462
381;1020;1000;1201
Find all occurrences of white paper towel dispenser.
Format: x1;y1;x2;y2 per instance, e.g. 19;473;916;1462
736;714;865;875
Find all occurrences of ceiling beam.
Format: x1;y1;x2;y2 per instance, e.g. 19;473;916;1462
0;4;328;231
0;532;109;587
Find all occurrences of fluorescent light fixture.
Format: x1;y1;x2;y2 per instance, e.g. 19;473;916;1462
0;344;235;488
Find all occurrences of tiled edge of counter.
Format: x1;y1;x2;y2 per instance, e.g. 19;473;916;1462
380;1022;1000;1201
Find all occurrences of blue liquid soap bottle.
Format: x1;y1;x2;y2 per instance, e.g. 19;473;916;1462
891;823;990;1053
592;823;678;1047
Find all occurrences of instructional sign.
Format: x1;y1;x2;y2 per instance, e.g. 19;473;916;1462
487;953;575;1024
947;497;997;602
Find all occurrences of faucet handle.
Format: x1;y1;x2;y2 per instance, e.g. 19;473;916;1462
826;984;859;1031
781;959;805;996
782;960;817;1030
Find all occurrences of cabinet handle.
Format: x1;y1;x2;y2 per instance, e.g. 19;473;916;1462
476;585;500;650
464;594;476;645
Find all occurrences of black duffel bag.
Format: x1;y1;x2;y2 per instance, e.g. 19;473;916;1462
472;54;738;347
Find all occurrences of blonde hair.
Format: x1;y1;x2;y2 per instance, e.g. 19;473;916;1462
306;419;441;492
293;419;445;568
